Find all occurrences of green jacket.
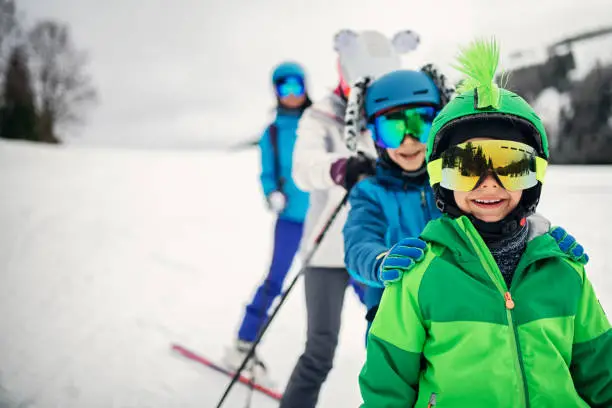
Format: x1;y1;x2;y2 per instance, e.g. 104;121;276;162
360;215;611;407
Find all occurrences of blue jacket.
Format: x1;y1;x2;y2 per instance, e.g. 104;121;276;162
343;162;441;309
259;108;309;223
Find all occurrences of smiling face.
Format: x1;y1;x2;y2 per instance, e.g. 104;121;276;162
451;137;523;222
386;136;426;171
453;175;523;222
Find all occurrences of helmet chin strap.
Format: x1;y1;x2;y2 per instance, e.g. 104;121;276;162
435;185;540;241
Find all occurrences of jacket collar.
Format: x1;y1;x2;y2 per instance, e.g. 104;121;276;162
375;160;428;190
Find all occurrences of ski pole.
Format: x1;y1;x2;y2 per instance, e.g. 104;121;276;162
214;191;350;408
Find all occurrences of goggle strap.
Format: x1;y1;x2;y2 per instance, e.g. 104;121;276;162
427;158;442;186
535;156;547;183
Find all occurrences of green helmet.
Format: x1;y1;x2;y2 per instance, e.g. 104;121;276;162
425;39;550;231
426;39;549;163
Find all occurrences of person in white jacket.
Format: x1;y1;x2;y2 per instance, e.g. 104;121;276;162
279;29;420;408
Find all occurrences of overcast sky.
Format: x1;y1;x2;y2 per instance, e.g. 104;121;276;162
20;0;612;149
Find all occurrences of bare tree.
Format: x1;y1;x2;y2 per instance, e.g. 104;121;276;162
28;20;97;141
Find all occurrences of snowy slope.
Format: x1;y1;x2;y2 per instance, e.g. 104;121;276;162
0;140;611;408
0;140;367;408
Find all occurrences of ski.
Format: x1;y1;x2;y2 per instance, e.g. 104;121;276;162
170;343;283;402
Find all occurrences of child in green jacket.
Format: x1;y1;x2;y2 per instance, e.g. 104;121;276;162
359;39;611;408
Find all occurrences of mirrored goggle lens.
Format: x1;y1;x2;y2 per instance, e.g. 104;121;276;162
372;106;437;149
438;140;539;192
276;77;305;97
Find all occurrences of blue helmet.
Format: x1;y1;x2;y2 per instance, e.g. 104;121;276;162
272;61;306;83
364;70;441;119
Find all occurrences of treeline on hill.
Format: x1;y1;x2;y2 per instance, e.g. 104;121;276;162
502;36;612;164
0;0;97;144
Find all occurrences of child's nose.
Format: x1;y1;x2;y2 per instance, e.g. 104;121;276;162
478;175;501;189
401;136;419;147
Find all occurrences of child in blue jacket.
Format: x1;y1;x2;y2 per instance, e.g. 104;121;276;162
343;66;451;331
224;62;311;379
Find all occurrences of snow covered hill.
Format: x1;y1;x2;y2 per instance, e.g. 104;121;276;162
0;140;610;408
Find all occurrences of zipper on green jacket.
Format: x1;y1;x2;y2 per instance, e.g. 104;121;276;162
462;222;530;408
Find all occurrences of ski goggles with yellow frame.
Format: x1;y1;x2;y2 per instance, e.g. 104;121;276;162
427;139;548;192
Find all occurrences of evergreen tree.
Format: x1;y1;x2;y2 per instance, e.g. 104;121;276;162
0;46;38;141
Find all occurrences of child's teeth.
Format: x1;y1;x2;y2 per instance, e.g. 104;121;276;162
476;199;501;204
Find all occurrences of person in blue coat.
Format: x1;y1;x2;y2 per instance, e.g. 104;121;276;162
343;66;451;336
223;61;311;378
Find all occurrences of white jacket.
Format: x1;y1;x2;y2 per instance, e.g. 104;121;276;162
293;92;376;268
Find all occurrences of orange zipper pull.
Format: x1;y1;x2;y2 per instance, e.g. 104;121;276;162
504;292;515;310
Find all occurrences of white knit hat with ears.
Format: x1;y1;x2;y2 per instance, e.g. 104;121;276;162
334;29;420;86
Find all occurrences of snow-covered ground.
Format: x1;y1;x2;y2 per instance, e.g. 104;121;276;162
0;140;610;408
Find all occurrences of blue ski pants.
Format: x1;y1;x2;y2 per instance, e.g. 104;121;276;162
238;217;304;342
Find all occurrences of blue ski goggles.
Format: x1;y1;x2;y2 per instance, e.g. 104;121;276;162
275;76;305;97
368;106;438;149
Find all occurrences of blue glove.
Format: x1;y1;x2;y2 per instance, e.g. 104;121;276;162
378;238;428;286
549;226;589;265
